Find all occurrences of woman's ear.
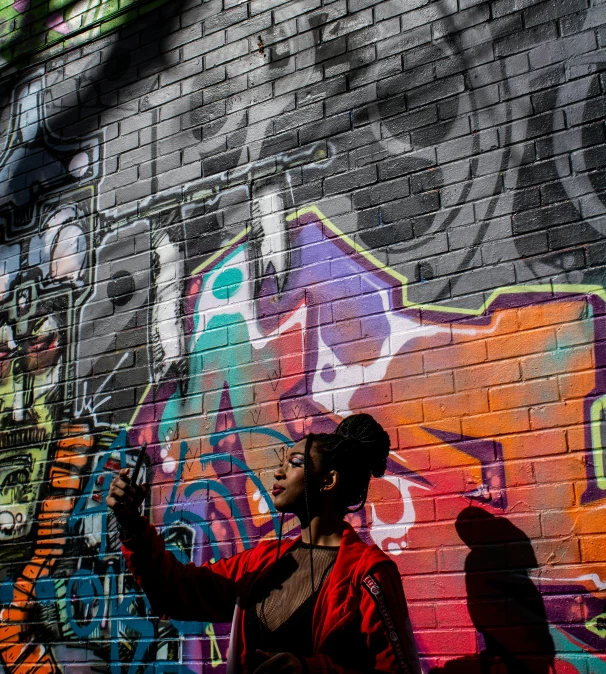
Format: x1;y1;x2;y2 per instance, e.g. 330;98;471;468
321;469;339;492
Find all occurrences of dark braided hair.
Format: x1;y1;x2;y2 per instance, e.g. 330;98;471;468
298;414;389;629
307;413;390;515
303;434;317;613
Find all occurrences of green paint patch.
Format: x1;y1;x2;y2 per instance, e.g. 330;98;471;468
212;268;243;300
0;0;171;70
587;612;606;639
206;313;242;329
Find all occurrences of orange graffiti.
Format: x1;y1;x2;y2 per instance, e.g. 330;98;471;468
0;424;92;674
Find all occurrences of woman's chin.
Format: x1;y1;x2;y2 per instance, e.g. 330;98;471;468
273;499;288;513
272;495;296;514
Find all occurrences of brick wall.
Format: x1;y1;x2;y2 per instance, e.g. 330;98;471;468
1;1;606;672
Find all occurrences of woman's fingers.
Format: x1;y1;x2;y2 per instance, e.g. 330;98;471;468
110;480;135;499
252;654;277;674
252;652;302;674
111;479;129;493
105;494;119;509
131;483;147;507
106;470;139;511
256;650;273;659
136;483;151;505
105;467;150;534
109;486;126;501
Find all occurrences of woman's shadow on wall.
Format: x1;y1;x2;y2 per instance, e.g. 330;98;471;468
428;507;555;674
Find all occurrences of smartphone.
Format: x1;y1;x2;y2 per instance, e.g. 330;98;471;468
131;442;148;484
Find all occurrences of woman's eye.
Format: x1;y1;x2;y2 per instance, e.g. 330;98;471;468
289;459;304;468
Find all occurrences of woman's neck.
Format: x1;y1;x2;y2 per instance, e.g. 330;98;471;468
300;512;344;547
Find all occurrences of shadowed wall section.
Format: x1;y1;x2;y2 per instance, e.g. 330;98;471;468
1;1;606;673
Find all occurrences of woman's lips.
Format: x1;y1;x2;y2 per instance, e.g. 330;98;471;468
272;484;285;496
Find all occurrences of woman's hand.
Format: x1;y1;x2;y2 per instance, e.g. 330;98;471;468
253;650;305;674
106;468;149;529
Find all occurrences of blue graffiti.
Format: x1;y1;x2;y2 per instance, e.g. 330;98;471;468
162;436;287;553
62;420;289;673
69;428;131;559
107;564;156;674
66;569;105;638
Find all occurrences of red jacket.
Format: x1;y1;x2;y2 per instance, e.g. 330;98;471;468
122;521;421;674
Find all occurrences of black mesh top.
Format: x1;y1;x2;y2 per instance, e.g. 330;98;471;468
245;541;339;671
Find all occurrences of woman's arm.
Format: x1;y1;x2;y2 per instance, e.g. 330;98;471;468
107;468;250;623
121;517;251;623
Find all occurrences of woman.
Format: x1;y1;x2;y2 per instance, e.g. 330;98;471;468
107;413;421;674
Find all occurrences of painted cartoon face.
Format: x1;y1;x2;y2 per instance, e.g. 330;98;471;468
0;288;65;541
0;205;89;542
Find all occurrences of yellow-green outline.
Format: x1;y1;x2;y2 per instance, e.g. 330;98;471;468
129;203;606;485
591;398;606;490
292;205;606;314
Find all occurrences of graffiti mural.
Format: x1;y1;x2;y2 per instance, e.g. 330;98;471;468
1;0;606;672
0;0;173;69
0;69;104;672
127;203;606;673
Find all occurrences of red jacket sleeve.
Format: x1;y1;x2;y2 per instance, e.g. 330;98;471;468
121;518;255;623
304;561;421;674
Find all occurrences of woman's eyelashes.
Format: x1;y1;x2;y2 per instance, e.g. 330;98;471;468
288;456;305;468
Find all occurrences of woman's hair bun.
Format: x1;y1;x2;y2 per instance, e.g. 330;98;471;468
335;413;390;478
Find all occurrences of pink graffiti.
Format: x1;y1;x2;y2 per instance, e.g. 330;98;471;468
46;11;70;35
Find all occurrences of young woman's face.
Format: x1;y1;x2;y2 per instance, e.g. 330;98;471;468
272;438;315;514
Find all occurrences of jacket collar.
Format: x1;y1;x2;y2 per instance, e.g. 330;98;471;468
312;522;389;649
242;522;389;653
270;521;388;584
